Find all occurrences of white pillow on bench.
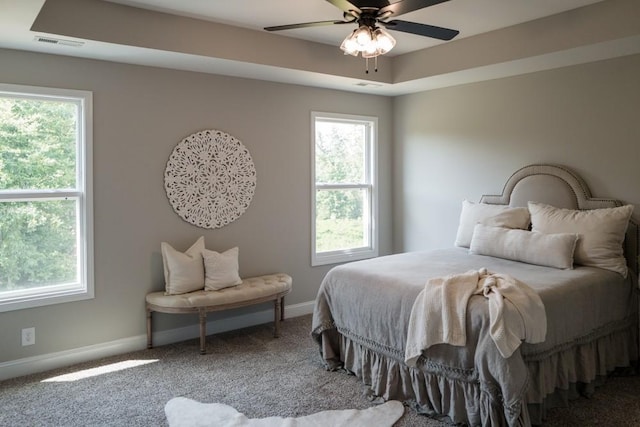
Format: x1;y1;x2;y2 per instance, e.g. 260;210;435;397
204;247;242;291
161;237;243;294
161;236;205;295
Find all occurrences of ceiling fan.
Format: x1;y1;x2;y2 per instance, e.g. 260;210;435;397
264;0;459;72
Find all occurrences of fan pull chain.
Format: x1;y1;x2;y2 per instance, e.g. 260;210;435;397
364;57;379;74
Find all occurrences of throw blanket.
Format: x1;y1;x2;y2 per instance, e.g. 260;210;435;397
164;397;405;427
405;268;546;365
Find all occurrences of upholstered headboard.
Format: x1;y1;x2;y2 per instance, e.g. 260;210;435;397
480;164;639;277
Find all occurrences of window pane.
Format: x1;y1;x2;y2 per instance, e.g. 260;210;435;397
315;121;366;184
316;188;368;252
0;199;78;292
0;96;77;190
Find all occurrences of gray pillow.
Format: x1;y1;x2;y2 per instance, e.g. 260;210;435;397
469;224;578;269
455;200;531;248
529;202;633;277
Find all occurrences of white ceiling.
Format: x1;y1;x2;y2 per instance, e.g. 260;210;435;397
1;0;637;95
106;0;604;56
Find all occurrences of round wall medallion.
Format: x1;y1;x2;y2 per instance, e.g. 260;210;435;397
164;129;256;229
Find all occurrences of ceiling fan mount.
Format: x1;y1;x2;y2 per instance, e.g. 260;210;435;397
345;8;388;30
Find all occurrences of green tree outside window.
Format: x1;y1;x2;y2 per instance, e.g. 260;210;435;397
0;97;78;292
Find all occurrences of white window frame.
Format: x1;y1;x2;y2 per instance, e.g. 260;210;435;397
311;111;378;266
0;83;93;312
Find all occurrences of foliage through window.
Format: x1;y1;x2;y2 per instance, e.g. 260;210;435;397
312;112;377;266
0;84;93;312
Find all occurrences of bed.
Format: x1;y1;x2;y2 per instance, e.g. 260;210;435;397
311;164;639;426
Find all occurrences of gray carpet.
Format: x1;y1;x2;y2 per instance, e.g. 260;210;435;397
0;314;638;426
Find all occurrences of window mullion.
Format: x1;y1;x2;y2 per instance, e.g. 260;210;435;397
316;183;368;190
0;190;81;201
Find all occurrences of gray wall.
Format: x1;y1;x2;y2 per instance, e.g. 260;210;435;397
393;54;640;253
3;48;639;370
0;48;393;364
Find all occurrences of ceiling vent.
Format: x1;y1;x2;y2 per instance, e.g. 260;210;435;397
33;36;84;47
355;82;383;87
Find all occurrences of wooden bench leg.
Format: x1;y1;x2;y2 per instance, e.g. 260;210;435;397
146;307;153;349
281;296;286;321
274;297;282;338
199;309;207;355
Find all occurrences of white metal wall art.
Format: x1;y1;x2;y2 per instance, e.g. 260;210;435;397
164;129;256;229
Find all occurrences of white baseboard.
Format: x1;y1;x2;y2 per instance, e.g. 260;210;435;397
0;301;315;382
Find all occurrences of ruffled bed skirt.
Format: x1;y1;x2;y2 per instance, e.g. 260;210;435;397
524;318;638;425
316;316;638;427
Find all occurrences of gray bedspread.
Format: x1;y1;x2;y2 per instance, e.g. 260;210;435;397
311;248;637;426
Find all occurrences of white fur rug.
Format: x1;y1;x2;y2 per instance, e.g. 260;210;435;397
165;397;405;427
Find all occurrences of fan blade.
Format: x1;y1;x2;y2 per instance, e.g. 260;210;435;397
349;0;390;8
380;0;451;18
324;0;362;14
265;20;353;32
383;20;459;40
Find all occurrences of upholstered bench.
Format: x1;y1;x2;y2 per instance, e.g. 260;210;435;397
146;273;292;354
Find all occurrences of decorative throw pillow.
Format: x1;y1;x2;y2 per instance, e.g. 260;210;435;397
454;200;531;248
203;247;242;291
469;224;578;269
528;202;634;277
161;236;205;295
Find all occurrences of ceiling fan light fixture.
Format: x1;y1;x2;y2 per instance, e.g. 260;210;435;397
361;49;379;59
340;30;360;56
373;27;396;54
340;24;396;59
362;41;379;58
353;25;373;47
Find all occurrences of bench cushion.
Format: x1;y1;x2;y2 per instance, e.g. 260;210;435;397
146;273;292;309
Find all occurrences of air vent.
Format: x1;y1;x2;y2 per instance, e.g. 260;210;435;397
33;36;84;48
355;82;383;87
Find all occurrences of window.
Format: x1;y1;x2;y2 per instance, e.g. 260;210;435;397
0;84;93;312
311;112;378;266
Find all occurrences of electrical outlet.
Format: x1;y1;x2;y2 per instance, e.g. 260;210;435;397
21;327;35;346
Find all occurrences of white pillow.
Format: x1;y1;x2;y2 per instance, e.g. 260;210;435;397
528;202;634;277
455;200;531;248
161;236;205;295
469;224;578;269
203;247;242;291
